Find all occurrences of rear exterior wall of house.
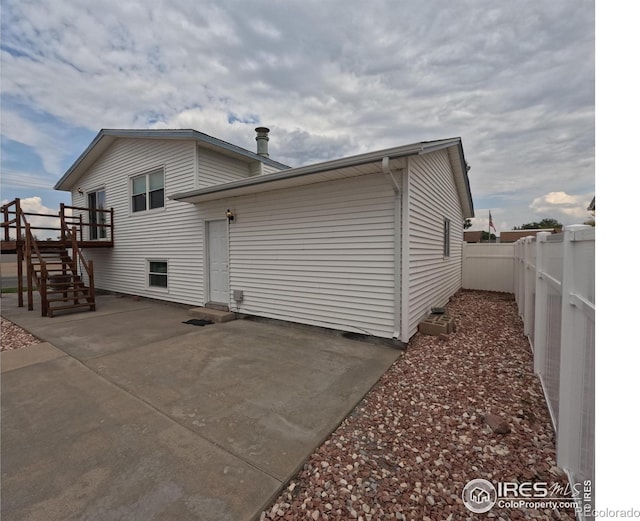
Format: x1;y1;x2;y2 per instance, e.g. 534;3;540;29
72;138;208;305
402;150;465;340
194;173;398;340
70;138;465;342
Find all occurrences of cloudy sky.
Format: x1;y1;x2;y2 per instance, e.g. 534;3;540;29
1;0;595;233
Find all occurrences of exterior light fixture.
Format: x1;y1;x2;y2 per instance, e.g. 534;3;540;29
226;209;235;222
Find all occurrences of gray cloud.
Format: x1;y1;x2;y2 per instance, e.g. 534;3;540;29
0;0;595;230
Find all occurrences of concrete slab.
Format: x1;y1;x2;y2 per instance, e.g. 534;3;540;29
1;294;200;361
1;292;401;520
189;307;236;322
1;356;280;521
86;319;400;481
1;342;66;373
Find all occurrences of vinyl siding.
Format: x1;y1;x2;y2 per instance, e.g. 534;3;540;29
196;173;397;339
70;138;205;306
404;151;464;339
197;146;252;187
68;137;467;341
262;163;285;175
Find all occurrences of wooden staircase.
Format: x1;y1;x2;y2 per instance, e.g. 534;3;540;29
31;243;96;316
2;198;112;317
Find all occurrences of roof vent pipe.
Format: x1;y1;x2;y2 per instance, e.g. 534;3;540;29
255;127;270;157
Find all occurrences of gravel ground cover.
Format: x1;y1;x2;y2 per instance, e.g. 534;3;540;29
1;316;40;351
261;290;575;520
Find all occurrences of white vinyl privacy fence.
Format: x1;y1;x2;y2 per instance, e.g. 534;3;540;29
514;225;595;513
463;226;595;513
462;242;515;292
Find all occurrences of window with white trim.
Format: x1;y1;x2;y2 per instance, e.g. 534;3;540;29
132;169;164;212
148;260;168;288
443;218;451;257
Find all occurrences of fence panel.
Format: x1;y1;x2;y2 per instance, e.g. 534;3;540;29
514;237;537;344
518;226;595;515
461;242;514;292
466;227;595;515
533;232;564;428
556;226;595;511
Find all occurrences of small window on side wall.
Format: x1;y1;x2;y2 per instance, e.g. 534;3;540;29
148;260;168;289
132;169;164;212
443;218;451;257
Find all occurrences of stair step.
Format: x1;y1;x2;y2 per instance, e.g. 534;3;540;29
47;295;91;303
47;288;88;295
188;307;236;323
47;302;96;316
47;280;83;286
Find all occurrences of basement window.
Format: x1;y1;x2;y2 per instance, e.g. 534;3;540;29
148;260;168;289
132;169;164;212
443;218;451;257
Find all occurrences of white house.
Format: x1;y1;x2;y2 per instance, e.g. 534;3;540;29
54;128;474;343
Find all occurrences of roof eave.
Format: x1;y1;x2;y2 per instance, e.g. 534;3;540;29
451;141;475;219
54;128;290;192
170;138;464;203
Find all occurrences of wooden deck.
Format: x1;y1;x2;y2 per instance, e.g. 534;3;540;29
1;198;114;316
2;239;114;252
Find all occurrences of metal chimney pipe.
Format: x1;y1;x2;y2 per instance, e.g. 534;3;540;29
255;127;270;157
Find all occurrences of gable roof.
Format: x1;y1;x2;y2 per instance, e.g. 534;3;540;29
54;129;290;191
171;137;474;218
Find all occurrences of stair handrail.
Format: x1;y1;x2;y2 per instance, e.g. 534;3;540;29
23;219;47;313
61;221;95;306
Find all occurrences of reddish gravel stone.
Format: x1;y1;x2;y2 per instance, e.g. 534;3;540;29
261;290;576;520
1;317;39;351
485;413;512;434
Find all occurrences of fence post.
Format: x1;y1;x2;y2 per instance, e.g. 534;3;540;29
533;232;552;376
514;239;522;312
556;225;592;476
522;236;536;344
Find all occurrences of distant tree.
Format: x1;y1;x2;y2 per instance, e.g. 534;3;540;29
537;218;563;229
513;218;562;230
481;231;497;242
463;218;472;229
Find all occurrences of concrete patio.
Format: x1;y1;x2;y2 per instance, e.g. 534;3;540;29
1;294;401;521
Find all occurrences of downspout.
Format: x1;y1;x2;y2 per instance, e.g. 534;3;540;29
382;156;401;340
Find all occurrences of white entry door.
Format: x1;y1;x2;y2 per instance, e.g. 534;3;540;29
207;220;229;303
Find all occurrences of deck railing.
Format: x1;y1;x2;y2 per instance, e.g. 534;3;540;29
1;198;114;247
